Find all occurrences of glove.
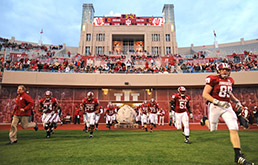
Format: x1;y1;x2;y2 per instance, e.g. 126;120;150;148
190;113;193;119
213;99;230;108
43;109;48;113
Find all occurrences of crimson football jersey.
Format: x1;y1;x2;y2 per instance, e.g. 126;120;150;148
240;107;249;118
172;93;191;113
81;98;99;113
140;104;149;114
105;107;116;116
135;106;140;116
205;75;234;102
39;97;58;113
149;103;159;114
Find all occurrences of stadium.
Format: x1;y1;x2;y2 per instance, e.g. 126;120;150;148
0;2;258;165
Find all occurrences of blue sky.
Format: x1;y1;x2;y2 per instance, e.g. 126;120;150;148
0;0;257;48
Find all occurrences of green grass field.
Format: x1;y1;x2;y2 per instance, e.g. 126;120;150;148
0;130;257;165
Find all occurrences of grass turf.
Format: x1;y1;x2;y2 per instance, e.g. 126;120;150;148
0;130;257;165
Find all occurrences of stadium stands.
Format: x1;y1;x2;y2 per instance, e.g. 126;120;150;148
0;36;258;124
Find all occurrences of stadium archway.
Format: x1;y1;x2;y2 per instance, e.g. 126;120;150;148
112;34;144;54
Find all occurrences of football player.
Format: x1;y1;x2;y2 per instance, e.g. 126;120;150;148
105;103;117;130
95;105;103;130
135;106;141;125
253;106;258;125
237;106;249;129
140;100;149;131
39;91;61;138
80;91;99;138
201;63;254;164
82;105;89;133
171;86;193;144
158;108;165;126
148;98;159;133
169;101;176;126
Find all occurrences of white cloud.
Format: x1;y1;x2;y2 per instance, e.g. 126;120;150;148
105;10;121;17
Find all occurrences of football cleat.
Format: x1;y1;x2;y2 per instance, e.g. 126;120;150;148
150;130;153;133
6;140;18;145
145;128;148;132
184;138;191;144
46;131;51;138
169;120;172;126
89;134;93;138
95;128;98;131
235;154;254;165
34;123;38;131
200;115;208;126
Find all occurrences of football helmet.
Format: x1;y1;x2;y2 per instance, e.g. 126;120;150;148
45;91;52;100
87;91;94;101
178;86;186;96
216;63;231;78
107;101;113;108
150;98;155;103
143;100;148;105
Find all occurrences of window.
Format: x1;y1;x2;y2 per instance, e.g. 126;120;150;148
166;47;171;54
152;47;161;55
96;33;105;41
152;34;160;41
96;46;104;55
86;34;91;41
165;34;170;41
85;46;90;55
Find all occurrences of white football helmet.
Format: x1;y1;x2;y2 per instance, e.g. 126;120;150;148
178;86;186;96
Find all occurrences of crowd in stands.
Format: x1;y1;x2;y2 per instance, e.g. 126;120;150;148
1;53;257;74
1;37;258;76
0;37;62;53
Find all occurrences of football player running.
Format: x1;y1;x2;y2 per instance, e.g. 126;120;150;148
148;98;159;133
105;103;116;130
39;91;62;138
95;105;103;130
140;100;149;131
171;86;193;144
201;63;254;165
80;91;99;138
135;106;141;126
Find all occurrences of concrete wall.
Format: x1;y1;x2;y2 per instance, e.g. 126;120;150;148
2;71;258;87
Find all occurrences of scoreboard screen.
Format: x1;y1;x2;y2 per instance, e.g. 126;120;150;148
93;14;164;26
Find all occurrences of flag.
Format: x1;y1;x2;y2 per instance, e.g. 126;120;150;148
213;30;216;37
40;29;43;34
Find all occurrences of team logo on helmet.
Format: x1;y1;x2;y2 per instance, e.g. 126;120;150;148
216;63;231;79
87;91;94;100
45;91;52;100
178;86;186;96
